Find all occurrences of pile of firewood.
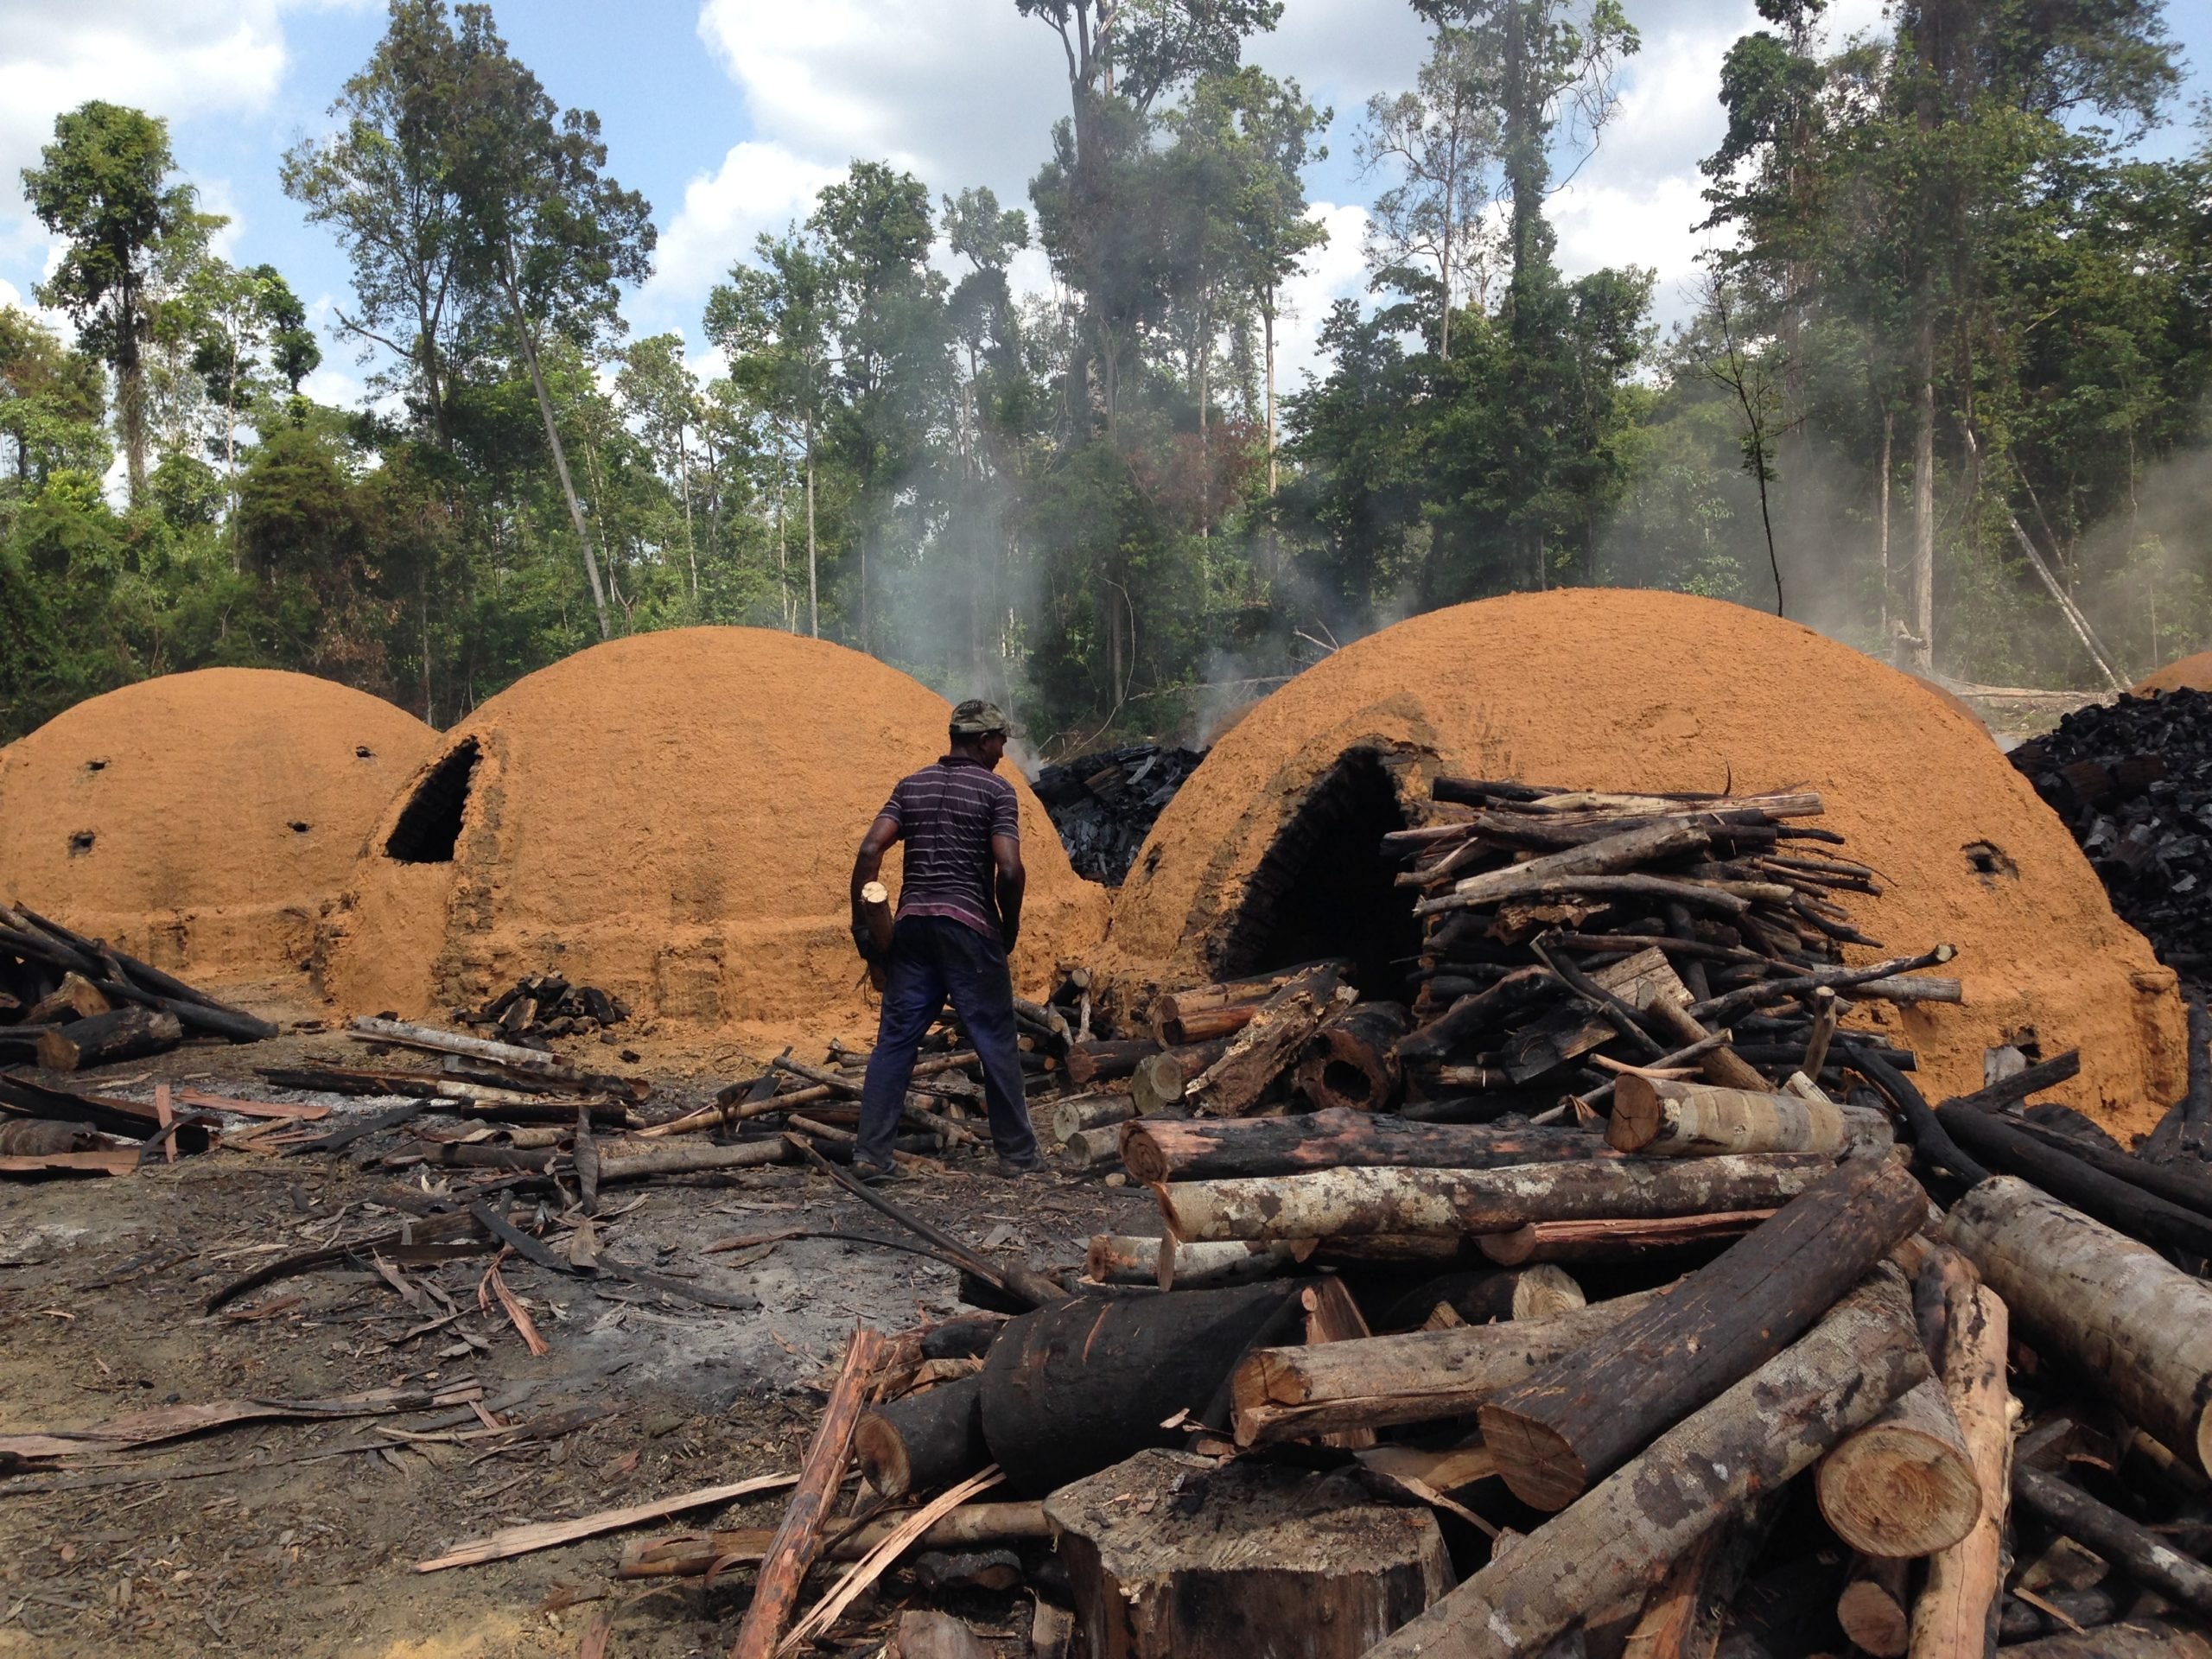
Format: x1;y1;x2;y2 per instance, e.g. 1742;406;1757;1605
1032;741;1206;885
0;899;276;1073
451;971;629;1047
2012;687;2212;973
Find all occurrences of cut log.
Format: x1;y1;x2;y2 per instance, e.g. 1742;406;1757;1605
1065;1040;1157;1087
1993;1624;2212;1659
35;1006;183;1072
855;1374;986;1499
1129;1041;1231;1117
1062;1126;1122;1170
1642;994;1770;1093
1296;1001;1413;1113
594;1141;791;1183
25;971;110;1025
1380;1266;1586;1332
1836;1555;1911;1657
1479;1154;1928;1510
1937;1104;2212;1258
1394;967;1558;1066
1230;1288;1664;1445
1156;1154;1831;1243
1815;1375;1980;1557
1905;1280;2012;1659
1147;1236;1304;1291
1365;1267;1926;1658
1440;820;1716;907
618;1503;1048;1578
1084;1235;1160;1283
1607;1077;1863;1157
1300;1275;1379;1451
888;1611;988;1659
1052;1094;1135;1145
1041;1448;1452;1659
978;1281;1303;1496
1186;972;1354;1118
2013;1463;2212;1621
1121;1109;1612;1185
1477;1210;1775;1266
1942;1175;2212;1472
1147;961;1351;1046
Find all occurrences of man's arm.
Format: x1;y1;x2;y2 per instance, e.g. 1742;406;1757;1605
851;814;900;951
992;832;1026;956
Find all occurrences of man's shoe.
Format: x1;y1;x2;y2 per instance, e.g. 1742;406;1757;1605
854;1160;907;1185
995;1153;1046;1179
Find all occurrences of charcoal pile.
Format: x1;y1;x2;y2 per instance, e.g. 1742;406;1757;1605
452;970;629;1048
2011;688;2212;971
1032;742;1206;884
0;897;276;1075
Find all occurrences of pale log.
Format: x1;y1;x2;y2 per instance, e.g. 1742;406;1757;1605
1042;1448;1452;1659
1608;1076;1859;1156
1301;1276;1379;1451
1479;1154;1927;1510
1230;1288;1663;1444
1837;1556;1911;1657
1942;1175;2212;1471
1383;1266;1586;1331
594;1141;792;1183
1187;973;1354;1117
25;971;109;1025
1442;819;1713;906
1062;1125;1123;1169
1084;1234;1160;1283
1150;1236;1305;1291
1156;1154;1829;1243
1477;1210;1775;1266
728;1325;884;1659
1365;1268;1926;1658
855;1374;985;1498
1907;1281;2011;1659
1121;1108;1611;1185
36;1006;183;1071
1296;1001;1413;1113
1129;1041;1230;1117
1052;1094;1135;1145
1816;1375;1980;1557
1642;994;1770;1093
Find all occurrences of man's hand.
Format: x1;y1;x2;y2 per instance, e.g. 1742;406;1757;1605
851;921;881;964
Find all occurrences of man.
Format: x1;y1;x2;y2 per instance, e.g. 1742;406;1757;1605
849;699;1043;1183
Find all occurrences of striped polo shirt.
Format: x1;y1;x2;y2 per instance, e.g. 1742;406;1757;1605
879;755;1022;944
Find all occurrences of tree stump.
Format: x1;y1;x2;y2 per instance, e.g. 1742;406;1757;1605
1042;1448;1453;1659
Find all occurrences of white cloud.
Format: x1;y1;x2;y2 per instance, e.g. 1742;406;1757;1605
1273;200;1371;392
0;1;297;243
639;140;843;322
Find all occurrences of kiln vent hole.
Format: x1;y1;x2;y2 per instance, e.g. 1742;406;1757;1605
385;739;480;864
1964;840;2018;880
84;758;107;772
1216;746;1423;1001
68;830;95;856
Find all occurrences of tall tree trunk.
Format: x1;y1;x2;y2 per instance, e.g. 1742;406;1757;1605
1198;289;1211;542
117;283;147;507
1878;408;1894;652
678;421;696;601
1264;297;1279;497
804;416;820;639
1912;307;1936;673
500;270;612;642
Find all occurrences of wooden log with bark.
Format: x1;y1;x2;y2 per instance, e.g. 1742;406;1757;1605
1085;1235;1301;1290
25;972;109;1025
2012;1462;2212;1621
1230;1287;1664;1445
1478;1154;1928;1510
1365;1267;1927;1658
1994;1625;2212;1659
1128;1040;1231;1118
35;1006;183;1072
1146;961;1351;1046
1607;1076;1877;1157
1185;971;1354;1117
1062;1125;1123;1169
1065;1040;1156;1087
978;1281;1305;1495
619;1503;1048;1578
1155;1153;1831;1243
1120;1109;1612;1185
1815;1374;1981;1557
855;1374;986;1499
1379;1266;1586;1332
1907;1278;2010;1659
1052;1094;1136;1145
1476;1210;1776;1266
1296;1001;1413;1113
1942;1175;2212;1472
1937;1103;2212;1258
1837;1556;1913;1657
1041;1448;1452;1659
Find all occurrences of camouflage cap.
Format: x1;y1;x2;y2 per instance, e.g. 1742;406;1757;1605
949;698;1009;737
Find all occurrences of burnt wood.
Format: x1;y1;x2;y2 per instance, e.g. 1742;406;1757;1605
1117;1108;1612;1185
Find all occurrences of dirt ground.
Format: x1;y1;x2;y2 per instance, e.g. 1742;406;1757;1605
0;1001;1152;1658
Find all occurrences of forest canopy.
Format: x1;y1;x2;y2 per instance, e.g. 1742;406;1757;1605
3;0;2207;747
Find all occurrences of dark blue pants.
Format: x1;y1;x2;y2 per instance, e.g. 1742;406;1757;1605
858;916;1038;1167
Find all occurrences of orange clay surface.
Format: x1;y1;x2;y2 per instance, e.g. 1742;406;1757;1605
318;628;1108;1043
1105;589;2185;1138
2134;651;2212;696
0;669;436;981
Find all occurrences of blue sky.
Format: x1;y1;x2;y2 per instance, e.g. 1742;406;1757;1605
3;0;2205;410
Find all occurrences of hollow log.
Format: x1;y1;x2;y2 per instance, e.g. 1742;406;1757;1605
1296;1002;1413;1114
1062;1125;1122;1170
1148;1236;1304;1291
1816;1375;1980;1557
978;1281;1303;1496
1993;1623;2212;1658
1479;1154;1928;1511
1836;1556;1911;1657
1366;1267;1926;1658
1052;1094;1136;1145
1938;1105;2212;1258
2012;1463;2212;1621
1230;1287;1663;1445
1147;961;1351;1046
1477;1210;1776;1266
855;1374;986;1499
35;1006;183;1072
1121;1109;1611;1186
1186;974;1353;1118
1129;1041;1230;1118
1607;1077;1862;1157
1156;1154;1831;1243
1942;1176;2212;1472
1065;1041;1157;1087
1042;1448;1452;1659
